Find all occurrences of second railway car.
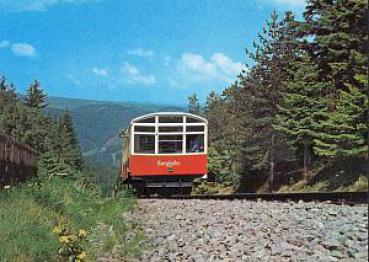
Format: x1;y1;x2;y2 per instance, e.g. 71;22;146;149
120;112;208;195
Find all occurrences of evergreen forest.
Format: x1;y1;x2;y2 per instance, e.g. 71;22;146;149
189;0;368;193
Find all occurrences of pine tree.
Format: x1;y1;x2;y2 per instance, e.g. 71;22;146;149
21;80;49;152
38;119;64;178
24;80;47;109
242;11;299;191
275;58;328;175
187;93;201;115
0;77;18;136
300;0;368;159
204;91;225;143
301;0;368;91
221;82;254;186
314;82;368;157
0;76;6;91
1;75;85;178
58;111;84;170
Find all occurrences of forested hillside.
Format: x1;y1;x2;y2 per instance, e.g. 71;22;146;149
190;0;368;193
46;96;183;166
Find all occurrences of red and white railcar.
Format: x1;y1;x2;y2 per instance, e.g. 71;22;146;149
120;112;208;194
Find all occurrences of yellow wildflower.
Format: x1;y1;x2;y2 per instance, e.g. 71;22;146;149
59;236;70;243
77;251;87;259
79;229;87;238
68;235;77;241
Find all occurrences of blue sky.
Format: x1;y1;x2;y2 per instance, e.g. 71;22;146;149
0;0;304;105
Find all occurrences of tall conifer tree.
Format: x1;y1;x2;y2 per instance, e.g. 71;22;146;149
24;80;47;109
275;58;328;174
187;93;201;115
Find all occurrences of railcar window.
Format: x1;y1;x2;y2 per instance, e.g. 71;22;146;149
186;134;204;153
186;117;202;123
159;116;183;123
137;117;155;123
159;126;183;132
186;125;204;132
159;135;183;153
134;126;155;132
134;134;155;153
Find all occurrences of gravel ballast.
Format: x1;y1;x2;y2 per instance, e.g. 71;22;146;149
128;199;368;261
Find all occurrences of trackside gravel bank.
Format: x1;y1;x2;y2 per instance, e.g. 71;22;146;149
127;199;367;261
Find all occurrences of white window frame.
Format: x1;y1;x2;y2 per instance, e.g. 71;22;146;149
131;115;208;155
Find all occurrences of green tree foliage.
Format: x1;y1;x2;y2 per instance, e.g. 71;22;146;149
0;76;84;177
204;91;226;143
0;77;18;136
241;11;299;191
275;58;329;174
187;93;201;115
24;80;47;109
204;1;368;192
299;0;369;159
207;147;233;184
314;83;368;157
58;111;84;170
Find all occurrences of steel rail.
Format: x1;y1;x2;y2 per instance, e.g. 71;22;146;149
164;191;369;204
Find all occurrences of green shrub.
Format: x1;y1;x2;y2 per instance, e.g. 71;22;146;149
278;181;329;193
351;176;368;192
336;175;368;192
0;176;140;261
192;180;235;195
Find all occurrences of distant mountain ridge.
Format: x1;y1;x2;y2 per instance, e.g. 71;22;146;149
46;96;184;166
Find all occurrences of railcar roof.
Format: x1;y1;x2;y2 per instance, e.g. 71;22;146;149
130;112;208;124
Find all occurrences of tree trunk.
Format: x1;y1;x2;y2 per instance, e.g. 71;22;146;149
367;86;369;159
269;133;275;193
303;138;308;179
367;25;369;160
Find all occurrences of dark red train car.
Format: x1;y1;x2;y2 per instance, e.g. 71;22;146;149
120;112;208;195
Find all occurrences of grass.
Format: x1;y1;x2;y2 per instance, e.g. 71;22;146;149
0;176;141;261
192;180;235;195
336;175;368;192
0;189;59;261
279;176;368;193
279;181;329;193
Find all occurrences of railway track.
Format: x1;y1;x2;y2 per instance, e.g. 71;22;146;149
165;191;368;205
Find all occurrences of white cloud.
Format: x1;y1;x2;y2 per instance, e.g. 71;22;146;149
10;42;36;57
0;40;10;49
211;53;245;77
121;62;156;85
92;67;108;76
0;40;37;57
176;52;246;84
127;48;155;58
0;0;100;12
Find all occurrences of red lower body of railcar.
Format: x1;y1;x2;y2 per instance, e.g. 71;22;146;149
122;154;207;195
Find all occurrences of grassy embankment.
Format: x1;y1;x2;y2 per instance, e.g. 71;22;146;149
279;174;368;193
0;175;142;261
279;158;368;193
193;158;368;194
